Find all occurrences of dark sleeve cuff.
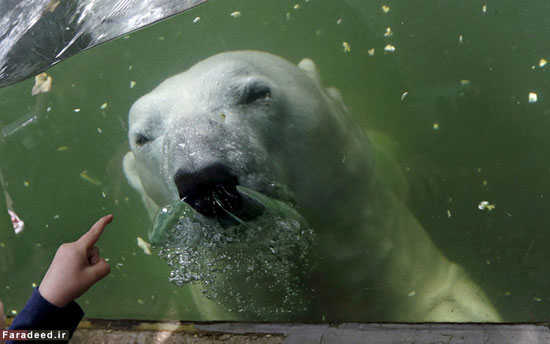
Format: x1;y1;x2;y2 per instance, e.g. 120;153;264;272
8;288;84;340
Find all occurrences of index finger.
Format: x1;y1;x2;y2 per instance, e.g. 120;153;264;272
77;214;113;248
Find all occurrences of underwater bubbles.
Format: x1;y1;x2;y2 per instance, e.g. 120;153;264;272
152;185;317;318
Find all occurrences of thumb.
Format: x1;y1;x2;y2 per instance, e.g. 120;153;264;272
86;258;110;283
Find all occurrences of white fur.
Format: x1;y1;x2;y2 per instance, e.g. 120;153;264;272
123;51;500;322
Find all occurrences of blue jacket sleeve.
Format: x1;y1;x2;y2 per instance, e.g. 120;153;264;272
8;288;84;343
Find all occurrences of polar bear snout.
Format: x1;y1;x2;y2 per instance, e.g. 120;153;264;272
174;164;264;224
174;163;237;201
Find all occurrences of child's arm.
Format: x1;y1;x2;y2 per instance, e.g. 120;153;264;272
7;215;113;341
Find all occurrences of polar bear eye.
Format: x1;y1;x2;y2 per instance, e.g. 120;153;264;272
239;82;271;104
135;134;151;147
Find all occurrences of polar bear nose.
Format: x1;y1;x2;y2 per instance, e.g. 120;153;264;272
174;164;263;223
174;164;237;200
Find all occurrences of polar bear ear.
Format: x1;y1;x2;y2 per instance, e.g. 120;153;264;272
298;58;322;85
299;58;348;112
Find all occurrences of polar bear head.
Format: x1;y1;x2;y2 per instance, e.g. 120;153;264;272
123;51;373;226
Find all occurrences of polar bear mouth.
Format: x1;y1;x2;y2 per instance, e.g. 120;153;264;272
174;164;264;224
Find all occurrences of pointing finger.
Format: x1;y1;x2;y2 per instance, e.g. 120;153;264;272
78;214;113;248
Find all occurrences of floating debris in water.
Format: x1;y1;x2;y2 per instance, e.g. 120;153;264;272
478;200;495;211
158;36;164;41
47;106;52;112
23;181;30;187
482;5;487;13
286;12;291;20
97;128;103;134
80;171;102;186
408;291;416;297
460;79;471;86
128;65;133;71
137;299;144;304
137;237;152;255
73;108;80;113
342;42;351;52
130;81;136;88
382;5;390;13
32;73;52;95
384;27;393;37
447;209;452;218
539;59;547;67
100;102;108;110
31;282;37;288
528;92;538;103
8;209;24;234
384;44;396;53
11;310;17;315
401;91;408;100
57;146;68;152
293;4;300;10
193;16;201;23
533;296;542;302
337;18;342;25
459;35;464;44
368;48;375;56
1;111;38;137
45;0;61;12
230;11;241;18
432;123;440;130
482;179;488;186
53;215;59;219
123;35;130;40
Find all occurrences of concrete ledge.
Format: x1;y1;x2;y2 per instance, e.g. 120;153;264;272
70;320;550;343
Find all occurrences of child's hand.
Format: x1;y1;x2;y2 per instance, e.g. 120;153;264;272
38;215;113;308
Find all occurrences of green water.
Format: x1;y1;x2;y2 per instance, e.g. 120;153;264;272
0;0;549;321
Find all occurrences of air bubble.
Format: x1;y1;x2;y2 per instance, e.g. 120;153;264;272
154;185;317;318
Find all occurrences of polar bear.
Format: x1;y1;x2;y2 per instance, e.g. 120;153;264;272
123;51;500;322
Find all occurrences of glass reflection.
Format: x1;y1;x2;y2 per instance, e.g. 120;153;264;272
0;0;549;323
